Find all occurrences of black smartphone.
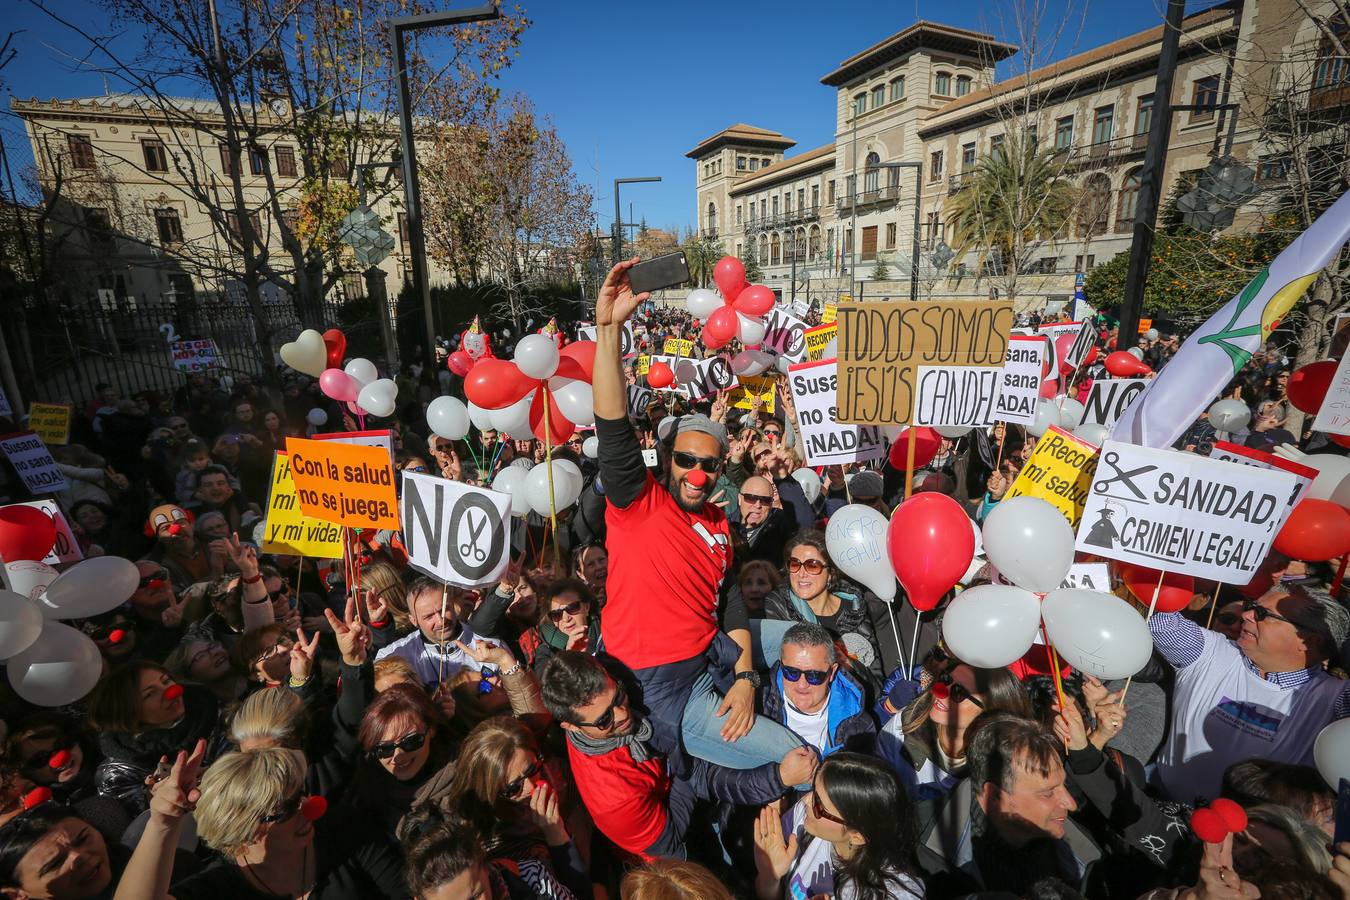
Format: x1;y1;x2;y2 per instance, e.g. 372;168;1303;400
628;252;690;295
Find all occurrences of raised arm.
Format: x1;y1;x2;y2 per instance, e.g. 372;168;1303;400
593;259;654;510
1147;610;1207;669
115;740;206;900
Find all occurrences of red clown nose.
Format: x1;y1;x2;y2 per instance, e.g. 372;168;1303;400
47;749;71;770
1189;808;1227;844
166;523;183;536
147;579;167;590
21;787;52;810
930;682;951;701
162;684;185;702
300;796;328;821
108;629;127;644
684;469;708;489
1208;798;1248;833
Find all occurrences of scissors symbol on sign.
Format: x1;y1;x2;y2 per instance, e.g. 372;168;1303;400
459;513;487;563
1093;451;1155;499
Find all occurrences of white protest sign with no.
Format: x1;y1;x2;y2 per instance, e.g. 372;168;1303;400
789;359;884;466
1075;440;1299;583
0;432;68;495
679;357;735;401
913;366;999;427
1079;379;1148;427
400;472;511;588
762;306;809;362
1312;350;1350;435
578;323;635;357
993;335;1044;425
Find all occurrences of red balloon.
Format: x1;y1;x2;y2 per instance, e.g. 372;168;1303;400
464;359;535;410
1287;360;1338;415
1273;498;1350;561
703;332;730;351
0;506;57;562
887;493;975;612
705;306;739;343
1208;798;1248;834
1118;562;1194;613
887;427;941;470
558;340;597;382
1039;377;1060;399
1055;334;1077;377
1083;346;1099;367
648;361;675;389
300;795;328;822
1104;351;1152;377
447;351;475;377
530;389;575;444
1329;433;1350;449
713;256;747;304
734;284;776;316
322;329;346;370
1190;808;1227;844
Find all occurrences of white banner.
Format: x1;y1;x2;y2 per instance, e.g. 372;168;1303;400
400;472;511;588
993;335;1044;425
994;562;1110;592
1208;440;1317;508
1075;440;1299;583
577;323;635;357
680;356;735;401
1312;351;1350;435
762;306;810;363
170;339;221;372
913;366;999;427
1040;321;1094;372
788;359;885;466
0;432;67;495
1079;379;1148;427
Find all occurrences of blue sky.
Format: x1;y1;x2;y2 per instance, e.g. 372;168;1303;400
2;0;1181;232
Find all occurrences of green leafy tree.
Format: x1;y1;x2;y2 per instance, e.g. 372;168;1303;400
740;240;764;283
871;252;890;281
680;231;724;288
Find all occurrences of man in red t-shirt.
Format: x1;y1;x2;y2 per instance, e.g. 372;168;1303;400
592;259;804;771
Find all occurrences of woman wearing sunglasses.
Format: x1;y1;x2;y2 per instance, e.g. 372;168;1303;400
351;683;455;837
761;530;892;683
753;752;923;900
519;579;604;674
878;654;1030;803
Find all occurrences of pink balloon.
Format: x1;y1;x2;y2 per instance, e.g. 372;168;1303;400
714;256;747;304
734;284;776;316
705;306;739;343
346;400;363;415
320;368;359;403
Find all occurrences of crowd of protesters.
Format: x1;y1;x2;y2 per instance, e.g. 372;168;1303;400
0;258;1346;900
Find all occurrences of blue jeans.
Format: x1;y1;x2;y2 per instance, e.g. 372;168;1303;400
680;670;804;770
749;619;794;669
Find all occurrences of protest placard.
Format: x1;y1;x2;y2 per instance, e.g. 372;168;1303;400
804;322;837;361
994;562;1110;592
27;403;71;445
627;384;655;417
993;335;1044;425
311;429;394;462
286;437;398;529
1079;379;1148;427
169;339;221;372
1312;350;1350;435
0;432;67;495
790;298;810;319
645;355;689;397
663;338;694;357
727;375;777;413
913;366;1000;427
1075;440;1300;583
1004;426;1099;526
260;453;343;558
1039;320;1095;373
788;359;884;467
1138;318;1153;335
680;356;735;401
578;323;635;357
3;500;84;564
837;300;1013;425
822;301;839;324
762;306;809;362
1209;441;1317;507
401;471;511;587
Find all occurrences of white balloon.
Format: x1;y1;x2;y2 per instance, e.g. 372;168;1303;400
776;355;793;374
1301;454;1350;504
549;378;596;427
489;391;536;440
582;436;599;459
1041;588;1153;680
514;334;560;380
1207;398;1251;433
356;378;398;418
1127;346;1145;360
824;504;896;601
1146;328;1160;342
279;329;328;377
492;466;532;517
554;459;584;499
1054;397;1085;428
7;622;103;706
941;584;1042;668
524;461;582;515
982;496;1074;593
731;349;775;377
736;313;767;346
5;561;59;603
427;396;471;440
306;407;328;427
467;401;496;432
40;557;139;619
0;590;44;660
791;467;822;506
344;357;379;387
1313;719;1350;789
686;288;723;320
1074;422;1110;446
1026;399;1061;437
934;425;972;438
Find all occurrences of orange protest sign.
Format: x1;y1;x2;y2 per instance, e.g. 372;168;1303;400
1138;318;1153;335
286;437;398;529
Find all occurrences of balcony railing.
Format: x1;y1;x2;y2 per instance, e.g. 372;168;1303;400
835;184;901;214
1048;133;1149;171
743;206;822;233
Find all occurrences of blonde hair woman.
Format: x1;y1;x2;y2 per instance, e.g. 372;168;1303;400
621;858;735;899
361;561;409;629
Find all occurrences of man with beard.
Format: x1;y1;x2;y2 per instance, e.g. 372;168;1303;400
592;258;804;772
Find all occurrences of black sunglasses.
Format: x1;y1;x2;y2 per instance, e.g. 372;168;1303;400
371;731;427;760
268;578;292;600
782;664;831;685
787;557;827;575
671;450;722;474
574;683;626;731
741;492;773;506
137;569;170;588
1240;598;1324;635
499;756;543;800
259;789;303;824
932;673;984;709
548;599;587;622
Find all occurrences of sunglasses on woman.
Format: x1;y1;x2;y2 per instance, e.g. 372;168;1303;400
548;600;587;622
932;673;984;709
574;684;626;731
268;578;292;601
499;756;543;800
782;664;831;686
260;789;304;824
371;731;427;760
811;785;848;826
787;557;826;575
671;450;722;474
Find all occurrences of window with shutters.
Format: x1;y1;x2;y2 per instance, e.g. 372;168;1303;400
889;77;905;101
871;84;885;109
1191;76;1220;122
154;208;183;244
854;94;867;117
929;150;944;181
934;72;952;96
955;75;971;97
1092;106;1114;145
83;208;113;248
1054;116;1074;150
249;147;267;176
1134;95;1154;148
861;225;878;261
219;143;240;176
962;143;976;170
1116;168;1142;232
68;134;95;169
275;146;297;177
885;223;897;249
142;140;168;173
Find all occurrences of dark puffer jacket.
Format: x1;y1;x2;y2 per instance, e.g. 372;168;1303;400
761;584;896;685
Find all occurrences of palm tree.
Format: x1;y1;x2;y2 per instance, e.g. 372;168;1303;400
681;232;724;287
943;132;1078;305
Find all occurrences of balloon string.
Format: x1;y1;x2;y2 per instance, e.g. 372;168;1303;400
1043;622;1067;712
489;436;507;477
908;609;922;687
1122;570;1165;705
884;600;907;680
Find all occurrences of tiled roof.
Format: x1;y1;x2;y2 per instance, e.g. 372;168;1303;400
821;21;1018;87
686;123;796;159
730;144;836;195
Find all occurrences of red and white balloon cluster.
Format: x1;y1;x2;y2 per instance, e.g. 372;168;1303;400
463;338;598;444
279;327;398;419
685;256;775;353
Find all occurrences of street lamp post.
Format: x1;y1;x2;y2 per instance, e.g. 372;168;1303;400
390;4;500;369
612;177;662;268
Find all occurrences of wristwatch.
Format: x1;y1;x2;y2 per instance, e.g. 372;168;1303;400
735;670;762;688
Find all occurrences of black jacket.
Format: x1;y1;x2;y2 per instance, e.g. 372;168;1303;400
95;685;224;814
761;585;898;685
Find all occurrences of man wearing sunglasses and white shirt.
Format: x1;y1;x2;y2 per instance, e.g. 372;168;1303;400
1148;583;1350;803
758;623;876;759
